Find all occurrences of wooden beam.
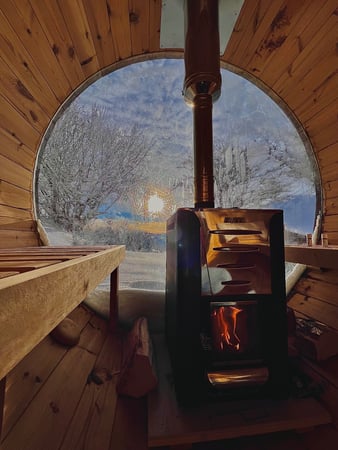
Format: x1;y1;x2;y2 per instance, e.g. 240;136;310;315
285;245;338;269
0;245;125;380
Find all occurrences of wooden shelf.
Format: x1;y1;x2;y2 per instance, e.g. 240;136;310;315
285;245;338;269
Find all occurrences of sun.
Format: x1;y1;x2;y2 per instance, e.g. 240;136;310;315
147;194;165;215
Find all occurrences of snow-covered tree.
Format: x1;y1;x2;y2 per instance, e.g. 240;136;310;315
36;103;151;233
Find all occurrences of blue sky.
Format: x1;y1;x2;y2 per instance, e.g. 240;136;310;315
78;59;300;157
76;58;316;232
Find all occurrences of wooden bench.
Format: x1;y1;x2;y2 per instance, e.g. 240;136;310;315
0;245;125;435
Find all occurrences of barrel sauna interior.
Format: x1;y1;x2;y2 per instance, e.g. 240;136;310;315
0;0;337;448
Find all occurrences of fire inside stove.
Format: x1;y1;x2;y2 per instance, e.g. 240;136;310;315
211;304;242;352
206;300;264;367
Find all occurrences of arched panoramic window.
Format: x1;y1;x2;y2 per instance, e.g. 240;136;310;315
36;59;319;294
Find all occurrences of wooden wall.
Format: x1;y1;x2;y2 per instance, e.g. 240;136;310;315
0;0;336;250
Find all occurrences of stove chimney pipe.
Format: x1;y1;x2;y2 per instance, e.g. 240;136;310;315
183;0;221;209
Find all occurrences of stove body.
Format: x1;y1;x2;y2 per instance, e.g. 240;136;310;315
165;207;288;405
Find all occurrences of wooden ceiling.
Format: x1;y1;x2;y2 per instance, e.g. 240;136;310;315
0;0;337;247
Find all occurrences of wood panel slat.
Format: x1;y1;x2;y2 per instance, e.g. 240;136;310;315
58;0;100;78
0;219;36;231
307;268;338;285
60;327;121;450
0;130;35;171
310;119;338;152
2;306;93;439
288;292;338;331
29;0;85;90
322;215;338;231
270;0;336;90
130;0;150;55
1;0;72;102
0;181;32;210
305;99;338;140
1;333;98;450
259;0;327;85
0;154;32;191
0;57;49;133
318;142;338;168
223;0;283;63
0;4;59;113
149;0;161;52
245;0;312;77
0;94;40;151
294;278;338;308
0;230;39;248
0;206;33;223
107;0;132;59
82;0;117;69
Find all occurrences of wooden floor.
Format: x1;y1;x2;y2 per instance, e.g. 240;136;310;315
1;305;338;450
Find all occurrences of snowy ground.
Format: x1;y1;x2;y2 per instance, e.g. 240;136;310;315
44;221;166;292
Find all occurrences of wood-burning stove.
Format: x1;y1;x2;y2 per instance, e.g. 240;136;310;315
165;207;289;406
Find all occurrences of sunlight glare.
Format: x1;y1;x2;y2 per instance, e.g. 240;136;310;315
148;194;165;214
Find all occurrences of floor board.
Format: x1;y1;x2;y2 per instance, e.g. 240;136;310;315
1;305;337;450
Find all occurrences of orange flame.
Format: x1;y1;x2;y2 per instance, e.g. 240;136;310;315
212;306;243;352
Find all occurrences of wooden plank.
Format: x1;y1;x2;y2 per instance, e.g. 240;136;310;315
2;306;94;441
0;245;112;255
0;4;59;113
0;130;35;171
0;260;63;270
302;91;337;127
0;230;39;248
130;0;150;55
82;0;117;68
0;219;36;231
149;0;161;52
260;0;327;86
0;272;20;279
0;245;125;380
2;336;67;439
60;329;121;450
295;278;338;308
0;155;32;190
148;335;331;448
285;245;338;269
107;0;132;59
0;56;49;132
0;205;33;222
322;215;338;231
0;181;32;211
0;322;102;450
311;120;338;153
58;0;100;78
1;0;72;102
246;0;312;77
223;0;283;62
0;93;40;151
307;268;338;285
29;0;85;90
271;0;336;91
288;292;338;331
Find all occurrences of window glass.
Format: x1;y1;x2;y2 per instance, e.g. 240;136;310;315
36;59;318;290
